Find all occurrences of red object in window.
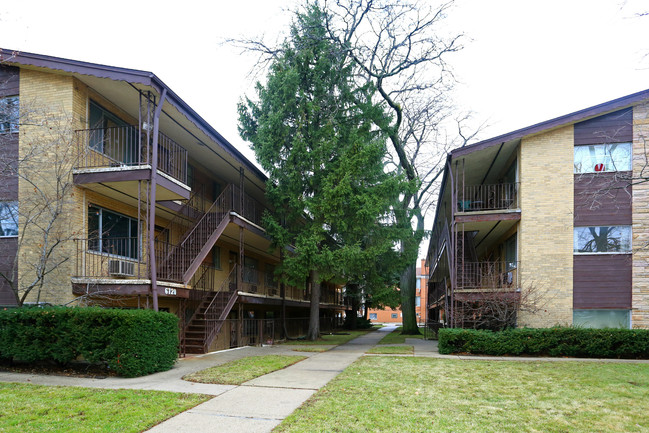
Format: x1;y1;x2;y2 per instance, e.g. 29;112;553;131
594;163;605;172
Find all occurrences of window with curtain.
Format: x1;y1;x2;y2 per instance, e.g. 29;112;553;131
574;143;631;173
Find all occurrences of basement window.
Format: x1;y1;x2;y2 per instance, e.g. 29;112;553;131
574;143;631;173
573;309;630;329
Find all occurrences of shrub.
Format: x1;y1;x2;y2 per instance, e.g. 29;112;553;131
0;306;178;377
438;327;649;359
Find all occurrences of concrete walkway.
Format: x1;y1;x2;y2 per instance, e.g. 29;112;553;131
147;325;393;432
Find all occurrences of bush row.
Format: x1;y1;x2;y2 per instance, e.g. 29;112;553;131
438;327;649;359
0;306;178;377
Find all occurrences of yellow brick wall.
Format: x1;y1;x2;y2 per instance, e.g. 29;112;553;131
632;101;649;328
18;69;78;305
518;125;574;327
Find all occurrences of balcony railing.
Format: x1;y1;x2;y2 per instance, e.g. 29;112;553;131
457;182;519;212
75;125;188;185
74;237;147;279
456;261;520;290
428;280;447;305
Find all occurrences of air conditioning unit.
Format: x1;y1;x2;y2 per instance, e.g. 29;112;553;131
109;259;135;277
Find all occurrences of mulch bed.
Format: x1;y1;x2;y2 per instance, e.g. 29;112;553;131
0;359;118;379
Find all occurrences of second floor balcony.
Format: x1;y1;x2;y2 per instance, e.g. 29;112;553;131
73;125;189;200
457;182;519;213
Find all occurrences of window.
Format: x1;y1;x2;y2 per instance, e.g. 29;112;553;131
415;296;421;307
88;101;136;164
573;309;630;329
243;256;258;284
391;313;398;319
0;96;18;133
265;264;277;288
574;226;631;253
88;205;139;259
416;279;421;289
574;143;631;173
187;165;195;189
505;234;517;270
369;313;377;320
212;246;221;270
0;202;18;237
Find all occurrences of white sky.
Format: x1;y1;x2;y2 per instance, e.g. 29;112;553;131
1;0;648;253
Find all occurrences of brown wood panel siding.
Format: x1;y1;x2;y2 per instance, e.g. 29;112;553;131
0;135;18;201
573;254;631;309
0;237;17;305
0;65;19;98
574;172;631;225
574;108;633;145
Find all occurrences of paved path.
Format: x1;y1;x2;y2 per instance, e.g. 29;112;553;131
147;325;393;432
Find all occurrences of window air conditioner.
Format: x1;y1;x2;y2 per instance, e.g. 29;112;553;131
109;259;135;277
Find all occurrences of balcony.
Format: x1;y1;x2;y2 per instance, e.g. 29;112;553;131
74;237;147;280
457;261;520;291
457;182;519;213
73;125;189;201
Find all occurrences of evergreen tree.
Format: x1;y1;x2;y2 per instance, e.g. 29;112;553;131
238;4;409;340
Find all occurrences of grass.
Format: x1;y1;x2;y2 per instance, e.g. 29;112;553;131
275;356;649;433
377;326;425;345
0;382;210;433
292;347;330;353
281;329;375;346
183;355;306;385
367;345;414;355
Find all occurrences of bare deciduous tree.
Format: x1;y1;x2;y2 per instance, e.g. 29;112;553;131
0;98;81;306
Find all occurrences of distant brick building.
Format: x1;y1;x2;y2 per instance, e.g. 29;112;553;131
368;259;428;324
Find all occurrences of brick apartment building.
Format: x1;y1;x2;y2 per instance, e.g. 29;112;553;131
368;259;428;324
426;89;649;329
0;50;349;354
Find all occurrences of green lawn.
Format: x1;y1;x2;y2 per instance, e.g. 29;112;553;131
275;356;649;433
292;346;330;353
282;329;374;346
0;382;210;433
367;345;414;355
377;326;425;344
183;355;306;385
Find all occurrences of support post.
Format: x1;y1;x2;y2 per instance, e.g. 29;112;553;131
149;88;167;312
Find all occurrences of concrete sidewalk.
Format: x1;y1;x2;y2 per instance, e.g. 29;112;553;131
147;326;393;432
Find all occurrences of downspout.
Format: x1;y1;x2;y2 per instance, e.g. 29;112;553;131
149;88;167;312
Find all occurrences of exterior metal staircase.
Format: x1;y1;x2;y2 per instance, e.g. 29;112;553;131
157;184;236;284
181;266;239;355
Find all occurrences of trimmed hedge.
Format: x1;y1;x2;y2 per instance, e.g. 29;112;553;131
438;327;649;359
0;306;178;377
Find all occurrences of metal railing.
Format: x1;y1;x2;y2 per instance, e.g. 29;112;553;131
202;266;239;351
456;261;520;290
74;237;147;279
75;125;188;184
457;182;519;212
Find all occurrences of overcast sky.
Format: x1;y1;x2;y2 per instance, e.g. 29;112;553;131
1;0;648;252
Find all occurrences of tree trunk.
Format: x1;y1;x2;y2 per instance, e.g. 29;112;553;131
400;263;420;334
344;283;359;330
306;270;320;340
